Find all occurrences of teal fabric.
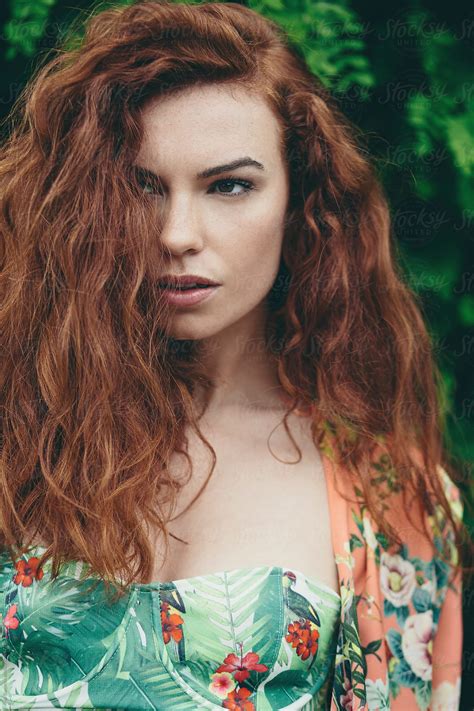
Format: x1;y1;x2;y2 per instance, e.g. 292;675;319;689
0;545;340;709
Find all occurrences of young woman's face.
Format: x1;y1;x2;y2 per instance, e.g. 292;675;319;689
135;83;290;340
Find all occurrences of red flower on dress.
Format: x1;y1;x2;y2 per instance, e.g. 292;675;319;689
222;686;256;710
13;557;44;587
216;643;268;683
286;619;319;660
160;601;184;644
2;603;20;634
296;626;319;660
286;619;306;648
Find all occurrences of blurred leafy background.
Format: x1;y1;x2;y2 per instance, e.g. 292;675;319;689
1;0;473;704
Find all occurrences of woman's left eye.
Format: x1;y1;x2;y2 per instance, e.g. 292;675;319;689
209;178;255;198
137;175;254;198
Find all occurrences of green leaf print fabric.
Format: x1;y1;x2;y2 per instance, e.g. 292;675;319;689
0;555;340;710
0;422;464;709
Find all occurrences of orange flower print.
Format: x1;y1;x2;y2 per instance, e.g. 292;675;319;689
160;601;184;644
296;626;319;660
222;686;256;710
286;619;306;648
216;642;268;683
2;603;20;635
286;619;319;660
13;556;44;587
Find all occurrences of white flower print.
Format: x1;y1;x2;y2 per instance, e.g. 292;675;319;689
366;674;390;711
402;610;433;682
362;516;378;552
431;677;461;711
380;552;417;607
335;540;356;572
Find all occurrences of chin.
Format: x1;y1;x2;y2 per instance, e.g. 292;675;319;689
165;320;224;341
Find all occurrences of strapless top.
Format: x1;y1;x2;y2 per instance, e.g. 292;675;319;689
0;545;341;710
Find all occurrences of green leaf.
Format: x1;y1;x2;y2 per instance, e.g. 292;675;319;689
262;0;285;10
363;638;382;655
248;0;375;92
446;112;474;177
349;534;364;550
353;669;366;684
458;295;474;326
3;0;58;59
414;682;432;711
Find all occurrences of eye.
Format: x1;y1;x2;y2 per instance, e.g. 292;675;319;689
141;182;159;195
208;177;255;198
135;169;162;195
136;172;255;198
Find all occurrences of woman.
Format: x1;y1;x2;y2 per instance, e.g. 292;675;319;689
0;1;471;709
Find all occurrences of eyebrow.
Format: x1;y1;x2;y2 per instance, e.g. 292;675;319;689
134;157;265;181
197;157;265;179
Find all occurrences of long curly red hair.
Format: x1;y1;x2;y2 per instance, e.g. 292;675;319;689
1;0;472;601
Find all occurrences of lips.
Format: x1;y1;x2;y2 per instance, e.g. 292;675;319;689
158;274;219;289
159;282;213;290
158;282;220;307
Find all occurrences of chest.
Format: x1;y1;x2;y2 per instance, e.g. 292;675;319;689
149;411;339;595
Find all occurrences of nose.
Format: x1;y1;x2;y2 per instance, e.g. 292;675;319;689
157;194;205;255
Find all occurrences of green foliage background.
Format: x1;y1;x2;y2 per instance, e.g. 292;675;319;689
1;0;473;704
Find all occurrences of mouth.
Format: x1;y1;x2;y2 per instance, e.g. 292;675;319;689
158;282;221;308
158;283;215;290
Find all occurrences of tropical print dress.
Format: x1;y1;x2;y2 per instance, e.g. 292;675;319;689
0;421;464;710
0;554;340;710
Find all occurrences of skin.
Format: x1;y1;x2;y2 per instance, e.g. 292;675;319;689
135;82;290;415
134;83;340;594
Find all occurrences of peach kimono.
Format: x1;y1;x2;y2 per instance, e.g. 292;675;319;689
320;424;464;710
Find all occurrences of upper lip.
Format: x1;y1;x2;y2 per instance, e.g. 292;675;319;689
158;274;220;287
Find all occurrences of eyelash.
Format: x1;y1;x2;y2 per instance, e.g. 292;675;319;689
210;176;255;197
140;176;255;198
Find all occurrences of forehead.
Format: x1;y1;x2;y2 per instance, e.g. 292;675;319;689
136;83;285;169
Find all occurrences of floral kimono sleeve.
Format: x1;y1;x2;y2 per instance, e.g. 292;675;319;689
430;467;463;710
358;456;464;711
324;437;464;711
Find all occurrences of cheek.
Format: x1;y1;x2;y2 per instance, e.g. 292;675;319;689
228;212;285;298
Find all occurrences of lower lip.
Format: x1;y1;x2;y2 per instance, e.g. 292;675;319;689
159;285;220;307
